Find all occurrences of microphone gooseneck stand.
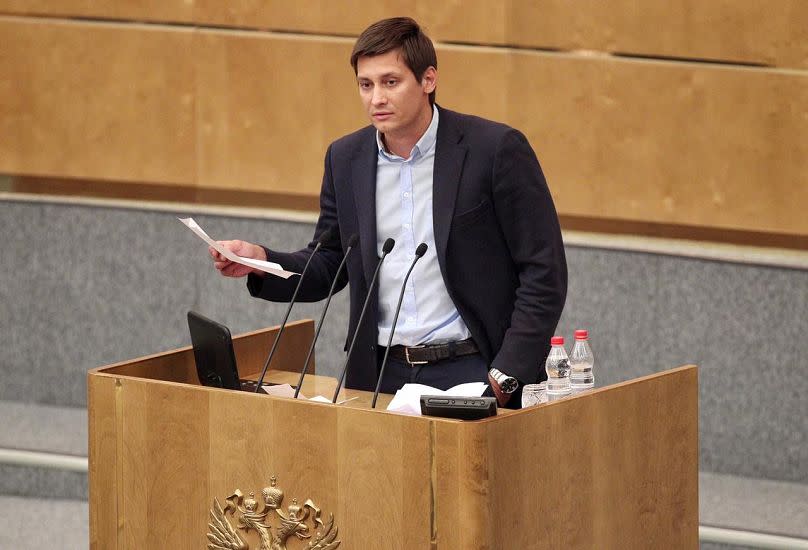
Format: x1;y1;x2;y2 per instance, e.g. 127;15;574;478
371;243;428;408
294;233;359;398
331;238;395;403
254;229;332;392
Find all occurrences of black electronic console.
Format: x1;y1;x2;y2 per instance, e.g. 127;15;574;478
419;395;497;420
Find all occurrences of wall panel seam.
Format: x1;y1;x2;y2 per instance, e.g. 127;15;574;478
2;13;805;75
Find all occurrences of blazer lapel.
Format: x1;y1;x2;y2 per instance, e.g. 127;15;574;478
432;109;468;271
351;134;379;286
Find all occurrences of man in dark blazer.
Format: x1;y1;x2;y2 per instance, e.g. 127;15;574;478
210;17;567;407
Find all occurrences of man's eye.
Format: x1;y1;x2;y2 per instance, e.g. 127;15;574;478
386;80;397;86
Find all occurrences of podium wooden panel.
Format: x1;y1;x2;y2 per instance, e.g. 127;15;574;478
88;320;698;549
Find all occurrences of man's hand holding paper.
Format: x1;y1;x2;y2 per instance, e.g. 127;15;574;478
179;217;296;279
210;239;267;278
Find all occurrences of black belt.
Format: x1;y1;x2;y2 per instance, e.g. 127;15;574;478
384;339;479;366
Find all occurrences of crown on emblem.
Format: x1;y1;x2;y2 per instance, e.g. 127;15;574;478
262;475;284;509
244;492;258;512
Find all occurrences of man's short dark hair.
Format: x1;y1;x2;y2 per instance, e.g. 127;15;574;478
350;17;437;106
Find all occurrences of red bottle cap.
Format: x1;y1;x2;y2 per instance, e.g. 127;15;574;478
574;329;588;340
550;336;564;346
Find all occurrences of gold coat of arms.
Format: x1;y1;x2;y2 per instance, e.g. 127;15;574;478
207;476;340;550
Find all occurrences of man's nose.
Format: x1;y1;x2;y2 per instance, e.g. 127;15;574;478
372;87;387;105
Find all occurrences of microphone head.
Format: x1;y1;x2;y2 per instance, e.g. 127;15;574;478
382;238;395;254
347;233;359;248
415;243;428;257
317;227;334;245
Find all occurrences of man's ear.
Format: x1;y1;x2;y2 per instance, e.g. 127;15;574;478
421;66;437;94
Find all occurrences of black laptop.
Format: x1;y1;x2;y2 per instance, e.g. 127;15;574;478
187;311;261;392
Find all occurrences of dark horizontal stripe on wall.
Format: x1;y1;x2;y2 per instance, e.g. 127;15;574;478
7;176;320;212
0;13;362;41
611;51;770;68
560;215;808;252
6;175;807;251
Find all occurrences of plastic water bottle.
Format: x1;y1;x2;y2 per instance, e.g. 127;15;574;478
569;329;595;393
545;336;571;401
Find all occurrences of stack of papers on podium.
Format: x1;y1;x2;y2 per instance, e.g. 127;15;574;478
386;382;488;415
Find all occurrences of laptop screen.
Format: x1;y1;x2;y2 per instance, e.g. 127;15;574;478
187;311;241;390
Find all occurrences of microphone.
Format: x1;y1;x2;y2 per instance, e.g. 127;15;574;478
294;233;359;399
254;228;333;393
331;237;395;403
371;243;428;408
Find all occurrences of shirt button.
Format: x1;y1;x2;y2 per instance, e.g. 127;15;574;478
407;317;415;324
403;192;410;198
403;223;410;229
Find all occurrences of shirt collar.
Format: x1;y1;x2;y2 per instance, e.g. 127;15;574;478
376;104;439;161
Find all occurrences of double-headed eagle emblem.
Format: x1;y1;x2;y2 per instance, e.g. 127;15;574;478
207;476;340;550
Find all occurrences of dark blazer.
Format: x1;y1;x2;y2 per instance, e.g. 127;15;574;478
248;106;567;391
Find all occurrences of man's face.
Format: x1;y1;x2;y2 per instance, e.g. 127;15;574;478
356;49;436;140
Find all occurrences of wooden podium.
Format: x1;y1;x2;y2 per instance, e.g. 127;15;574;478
88;320;698;549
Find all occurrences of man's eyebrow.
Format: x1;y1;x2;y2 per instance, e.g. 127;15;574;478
357;71;402;80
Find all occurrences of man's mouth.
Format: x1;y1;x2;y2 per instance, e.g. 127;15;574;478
373;112;393;120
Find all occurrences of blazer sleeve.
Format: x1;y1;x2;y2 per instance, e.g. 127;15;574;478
246;144;349;302
488;129;568;383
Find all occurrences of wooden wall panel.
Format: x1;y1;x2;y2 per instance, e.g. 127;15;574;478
0;0;414;35
610;2;804;69
519;55;807;234
1;17;805;237
436;46;509;123
0;18;196;184
193;0;414;36
562;1;808;69
0;1;195;23
431;1;808;69
195;32;366;195
2;2;806;68
440;46;808;236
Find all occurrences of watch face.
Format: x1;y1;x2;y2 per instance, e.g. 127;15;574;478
500;376;518;394
490;368;518;394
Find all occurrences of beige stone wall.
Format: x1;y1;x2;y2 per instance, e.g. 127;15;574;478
1;4;805;241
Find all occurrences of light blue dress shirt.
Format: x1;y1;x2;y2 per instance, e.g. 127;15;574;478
375;106;471;347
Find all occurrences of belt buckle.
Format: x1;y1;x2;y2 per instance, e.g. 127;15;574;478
404;345;429;366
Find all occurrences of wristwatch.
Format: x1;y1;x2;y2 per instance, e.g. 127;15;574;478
488;367;518;394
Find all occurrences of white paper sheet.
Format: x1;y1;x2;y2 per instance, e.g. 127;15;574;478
386;382;489;415
260;384;297;398
308;395;332;403
260;384;353;405
178;217;297;279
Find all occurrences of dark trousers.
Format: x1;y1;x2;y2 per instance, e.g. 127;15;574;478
375;347;525;409
375;347;490;394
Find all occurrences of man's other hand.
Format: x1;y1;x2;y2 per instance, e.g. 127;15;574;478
209;240;267;278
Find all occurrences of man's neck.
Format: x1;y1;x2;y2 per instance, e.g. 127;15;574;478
381;105;434;159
